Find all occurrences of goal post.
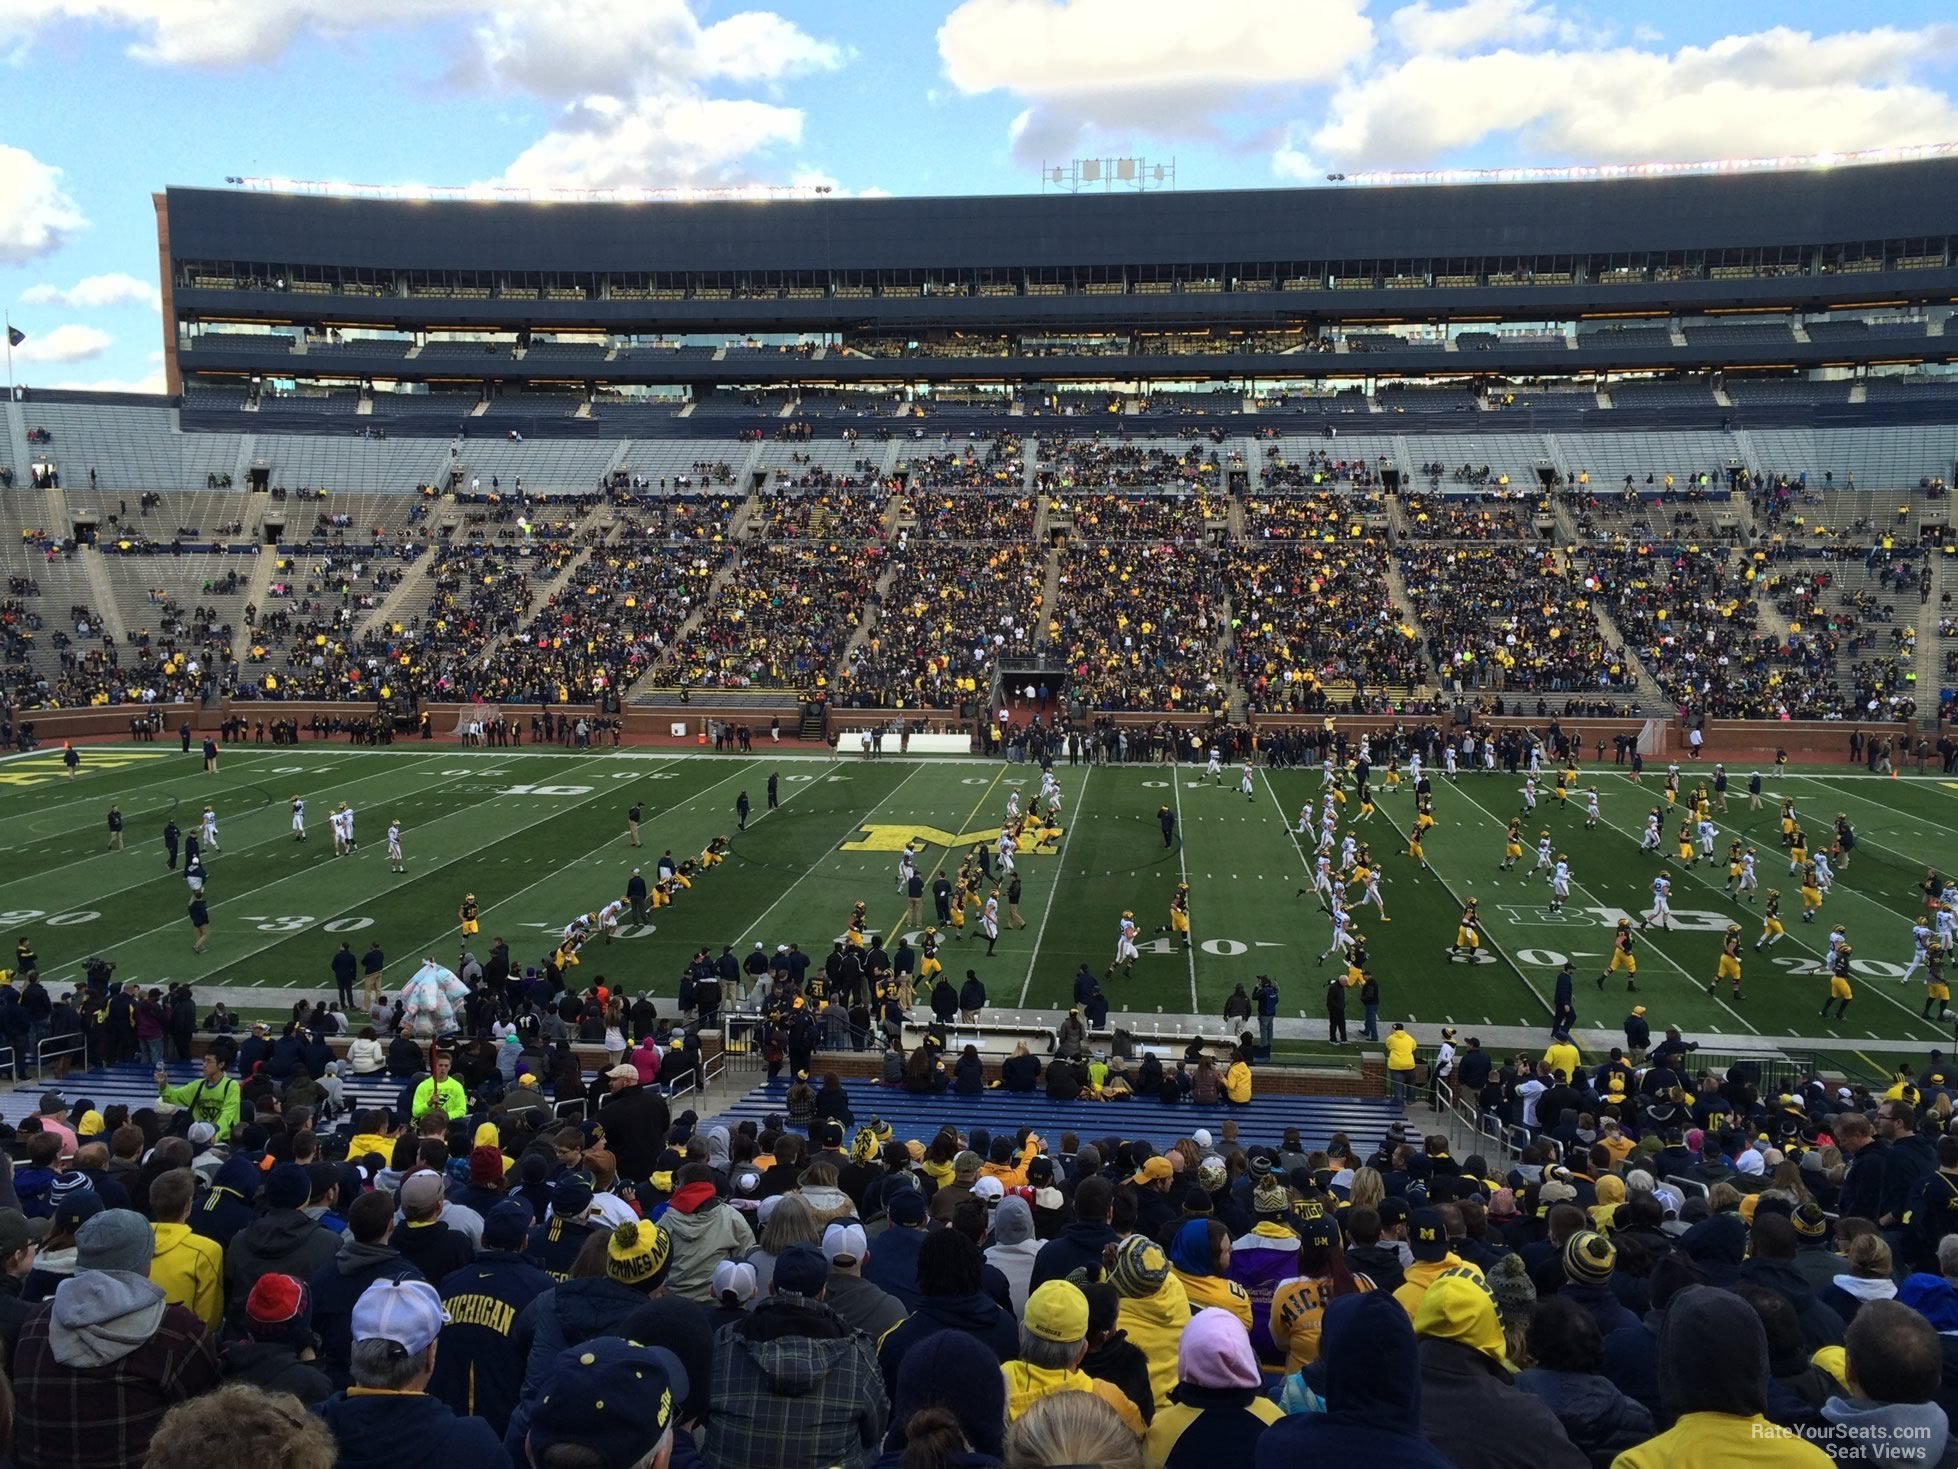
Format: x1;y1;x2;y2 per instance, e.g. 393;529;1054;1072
449;705;503;743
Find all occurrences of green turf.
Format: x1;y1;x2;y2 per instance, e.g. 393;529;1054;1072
0;745;1954;1055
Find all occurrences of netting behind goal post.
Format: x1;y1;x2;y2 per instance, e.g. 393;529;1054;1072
450;705;503;742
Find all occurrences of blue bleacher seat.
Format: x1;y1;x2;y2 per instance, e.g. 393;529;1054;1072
702;1077;1408;1155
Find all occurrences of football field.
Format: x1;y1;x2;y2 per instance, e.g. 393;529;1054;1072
1;742;1955;1064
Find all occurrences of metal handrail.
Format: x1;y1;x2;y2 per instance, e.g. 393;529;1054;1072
1431;1076;1520;1170
33;1035;86;1082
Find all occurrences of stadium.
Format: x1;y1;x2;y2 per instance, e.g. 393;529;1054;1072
6;132;1958;1468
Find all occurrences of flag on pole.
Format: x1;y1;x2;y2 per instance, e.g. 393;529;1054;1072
6;327;23;348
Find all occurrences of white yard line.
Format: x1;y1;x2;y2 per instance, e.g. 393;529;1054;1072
1581;786;1947;1040
736;762;930;948
1442;775;1759;1035
48;752;689;983
0;750;463;893
386;758;777;970
0;748;306;841
1170;763;1200;1012
1019;766;1091;1006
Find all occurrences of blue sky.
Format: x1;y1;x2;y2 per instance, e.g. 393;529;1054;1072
1;0;1955;391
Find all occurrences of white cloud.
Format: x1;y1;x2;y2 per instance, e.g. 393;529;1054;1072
938;0;1374;163
21;272;160;312
14;324;113;364
469;1;843;189
0;0;471;67
0;144;85;265
1389;0;1556;54
1306;24;1958;167
499;93;806;191
459;0;841;99
6;2;847;192
46;371;167;395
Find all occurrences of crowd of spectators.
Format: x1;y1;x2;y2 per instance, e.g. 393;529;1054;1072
837;542;1043;709
662;544;883;690
475;538;731;704
1227;543;1423;711
1259;446;1389;491
902;436;1025;492
912;494;1038;539
755;492;891;543
1401;494;1527;540
1049;545;1227;712
0;964;1950;1469
1584;543;1833;718
1400;543;1620;694
660;496;742;543
1242;492;1384;540
1051;495;1221;542
1035;437;1224;493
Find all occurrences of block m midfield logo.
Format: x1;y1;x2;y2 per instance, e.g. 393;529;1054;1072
839;822;1063;854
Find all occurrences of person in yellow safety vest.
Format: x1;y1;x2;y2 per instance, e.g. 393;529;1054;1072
412;1047;467;1121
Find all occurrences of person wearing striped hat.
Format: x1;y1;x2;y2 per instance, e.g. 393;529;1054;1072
1110;1233;1189;1410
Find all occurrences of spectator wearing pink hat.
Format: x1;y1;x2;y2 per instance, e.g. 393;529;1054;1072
1144;1307;1283;1465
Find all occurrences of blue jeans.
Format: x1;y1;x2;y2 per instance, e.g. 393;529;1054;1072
1258;1014;1274;1051
140;1037;165;1069
1363;1004;1380;1041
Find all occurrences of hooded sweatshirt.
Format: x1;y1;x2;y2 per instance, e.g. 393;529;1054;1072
310;1237;424;1386
1821;1396;1950;1467
876;1290;1019;1396
225;1206;340;1316
1002;1359;1144;1435
1254;1292;1455;1469
1119;1270;1193;1410
12;1270;222;1469
1394;1252;1480;1320
317;1389;512;1469
984;1197;1041;1316
1170;1220;1254;1330
1610;1284;1835;1469
1229;1220;1302;1363
662;1184;757;1302
1144;1309;1283;1468
150;1220;225;1335
710;1294;888;1469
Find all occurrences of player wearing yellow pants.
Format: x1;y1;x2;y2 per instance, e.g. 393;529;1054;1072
1756;892;1785;949
1710;926;1744;1000
1501;821;1523;871
1823;945;1854;1020
651;882;673;909
1157;883;1191;950
1407;830;1426;865
1924;942;1949;1021
1450;902;1481;958
1598;920;1638;993
1677;824;1695;865
1344;934;1369;989
458;895;479;938
1800;865;1824;921
919;931;943;980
